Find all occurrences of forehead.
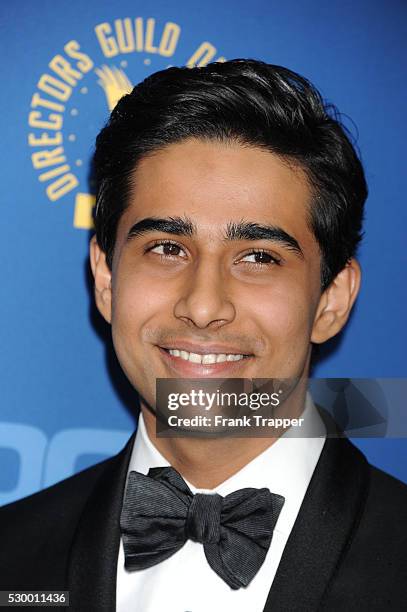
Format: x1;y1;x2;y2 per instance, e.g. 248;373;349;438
118;138;316;246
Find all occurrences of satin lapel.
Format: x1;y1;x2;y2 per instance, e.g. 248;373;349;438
67;432;136;612
263;436;370;612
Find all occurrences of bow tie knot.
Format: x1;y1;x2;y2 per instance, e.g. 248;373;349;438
186;493;222;544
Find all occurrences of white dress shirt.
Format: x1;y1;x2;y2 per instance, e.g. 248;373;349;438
116;394;326;612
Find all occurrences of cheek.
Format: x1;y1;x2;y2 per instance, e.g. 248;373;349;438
110;272;170;372
112;267;170;326
248;280;317;349
256;297;309;336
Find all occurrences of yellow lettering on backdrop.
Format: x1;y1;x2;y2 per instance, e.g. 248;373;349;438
134;17;144;51
28;132;63;147
32;147;66;169
28;40;95;204
115;18;135;53
28;111;62;131
144;18;157;53
31;93;65;112
64;40;94;72
95;22;118;58
39;164;70;182
46;174;79;201
95;18;180;58
159;22;180;57
38;74;72;101
49;56;82;86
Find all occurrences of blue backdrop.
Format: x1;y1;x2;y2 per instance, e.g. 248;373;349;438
1;0;406;506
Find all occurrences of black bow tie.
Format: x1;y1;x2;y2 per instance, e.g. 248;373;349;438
120;466;285;589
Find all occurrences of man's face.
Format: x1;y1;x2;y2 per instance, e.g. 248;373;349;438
97;138;328;409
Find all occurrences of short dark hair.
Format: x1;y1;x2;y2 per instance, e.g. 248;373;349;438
93;59;367;290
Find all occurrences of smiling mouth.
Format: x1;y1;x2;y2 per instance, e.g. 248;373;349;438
160;347;252;365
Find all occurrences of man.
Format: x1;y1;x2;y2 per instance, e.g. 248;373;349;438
1;60;406;611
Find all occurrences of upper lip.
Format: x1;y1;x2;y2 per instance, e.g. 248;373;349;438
158;341;253;356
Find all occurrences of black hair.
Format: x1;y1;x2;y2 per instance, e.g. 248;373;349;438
93;59;367;290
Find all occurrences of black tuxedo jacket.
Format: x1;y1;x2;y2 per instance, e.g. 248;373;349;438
1;430;407;611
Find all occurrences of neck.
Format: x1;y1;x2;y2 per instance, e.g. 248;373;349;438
141;382;308;489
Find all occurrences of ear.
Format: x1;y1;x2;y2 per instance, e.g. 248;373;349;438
311;259;361;344
89;234;112;324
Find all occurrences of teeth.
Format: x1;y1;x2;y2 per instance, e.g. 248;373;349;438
168;350;245;364
216;354;227;363
202;354;217;364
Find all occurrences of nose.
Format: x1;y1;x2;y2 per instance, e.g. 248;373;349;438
173;257;236;329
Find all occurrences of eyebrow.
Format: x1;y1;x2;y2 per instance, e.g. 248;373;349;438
225;221;304;257
126;216;304;258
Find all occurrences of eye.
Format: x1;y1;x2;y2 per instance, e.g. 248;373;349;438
146;240;187;259
239;250;282;266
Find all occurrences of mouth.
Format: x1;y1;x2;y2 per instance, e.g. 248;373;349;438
157;344;254;376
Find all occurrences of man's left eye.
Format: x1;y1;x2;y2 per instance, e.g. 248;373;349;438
240;251;279;265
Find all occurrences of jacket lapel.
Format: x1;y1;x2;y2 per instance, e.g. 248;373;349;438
262;435;370;612
67;431;136;612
